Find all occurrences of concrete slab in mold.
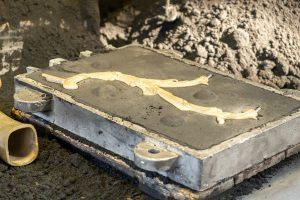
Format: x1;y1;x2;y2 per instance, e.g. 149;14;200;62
13;45;300;195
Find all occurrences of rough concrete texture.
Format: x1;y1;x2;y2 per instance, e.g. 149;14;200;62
0;0;300;199
100;0;300;90
27;46;300;150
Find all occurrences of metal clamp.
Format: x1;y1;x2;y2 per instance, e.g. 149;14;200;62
14;88;52;113
134;141;179;172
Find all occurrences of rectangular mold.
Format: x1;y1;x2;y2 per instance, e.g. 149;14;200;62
13;45;300;197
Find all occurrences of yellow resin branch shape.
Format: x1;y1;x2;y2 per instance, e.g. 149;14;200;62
42;72;260;124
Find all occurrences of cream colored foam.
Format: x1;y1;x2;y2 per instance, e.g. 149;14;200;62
42;72;260;124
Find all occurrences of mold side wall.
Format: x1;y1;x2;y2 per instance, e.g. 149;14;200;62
201;115;300;190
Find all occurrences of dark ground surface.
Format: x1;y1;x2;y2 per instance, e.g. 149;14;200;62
0;0;300;199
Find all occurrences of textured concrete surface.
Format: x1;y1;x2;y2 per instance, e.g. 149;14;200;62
27;46;300;150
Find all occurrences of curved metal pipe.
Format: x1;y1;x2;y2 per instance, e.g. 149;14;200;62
0;79;38;166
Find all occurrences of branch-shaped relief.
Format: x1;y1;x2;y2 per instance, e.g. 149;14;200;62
42;72;260;124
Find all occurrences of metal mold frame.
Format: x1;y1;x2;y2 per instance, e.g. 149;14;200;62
13;45;300;193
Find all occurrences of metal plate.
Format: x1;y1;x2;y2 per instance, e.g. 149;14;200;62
26;46;300;150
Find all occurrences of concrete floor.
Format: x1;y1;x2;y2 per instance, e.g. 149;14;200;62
240;154;300;200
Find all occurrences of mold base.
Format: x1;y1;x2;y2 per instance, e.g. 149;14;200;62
12;109;300;200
